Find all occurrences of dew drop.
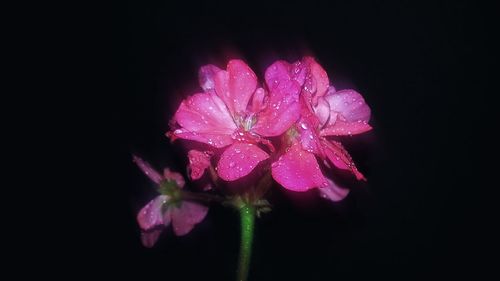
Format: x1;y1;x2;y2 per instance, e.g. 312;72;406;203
300;123;308;130
229;162;235;168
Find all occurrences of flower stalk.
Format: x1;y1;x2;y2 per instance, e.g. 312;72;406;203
237;202;255;281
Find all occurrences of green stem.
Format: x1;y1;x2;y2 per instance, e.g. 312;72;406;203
180;190;225;203
237;203;255;281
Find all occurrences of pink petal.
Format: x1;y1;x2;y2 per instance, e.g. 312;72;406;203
313;96;331;128
303;57;330;98
297;116;323;156
290;60;307;86
321;89;372;136
163;168;185;188
140;228;163;248
198;64;222;91
171;128;234;148
214;60;257;115
320;120;372;136
271;142;328;191
296;97;324;156
322;139;366;180
171;201;209;236
133;155;163;184
217;143;269;181
252;61;301;136
137;195;170;230
187;150;213;180
324;89;371;123
318;178;350;202
250;87;267;113
174;92;237;135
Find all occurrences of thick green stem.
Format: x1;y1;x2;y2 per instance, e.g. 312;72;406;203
237;203;255;281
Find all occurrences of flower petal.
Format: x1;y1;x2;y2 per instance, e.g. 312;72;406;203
318;178;350;202
198;64;222;91
290;60;307;86
314;96;331;128
171;128;234;148
171;201;209;236
133;155;163;184
250;87;267;113
163;168;186;188
174;92;237;135
252;61;301;136
271;142;328;191
326;89;371;122
140;228;163;248
187;150;213;180
214;60;257;115
297;116;323;155
320;89;372;136
321;89;371;135
322;139;366;180
320;120;372;136
303;57;330;98
217;143;269;181
137;195;169;231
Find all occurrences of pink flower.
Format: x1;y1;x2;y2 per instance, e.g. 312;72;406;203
170;60;301;181
133;155;208;247
271;57;371;199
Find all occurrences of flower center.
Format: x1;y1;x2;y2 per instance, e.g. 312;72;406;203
285;127;299;144
235;113;257;131
159;179;182;205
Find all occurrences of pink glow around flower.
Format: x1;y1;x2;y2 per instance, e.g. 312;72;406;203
169;59;301;181
133;156;208;247
269;57;372;197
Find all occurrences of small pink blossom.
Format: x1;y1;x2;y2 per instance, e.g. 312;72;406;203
170;60;301;181
270;57;372;198
133;156;208;247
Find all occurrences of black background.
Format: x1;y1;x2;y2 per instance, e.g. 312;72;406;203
83;0;494;280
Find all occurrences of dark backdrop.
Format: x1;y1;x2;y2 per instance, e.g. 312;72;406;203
86;1;494;280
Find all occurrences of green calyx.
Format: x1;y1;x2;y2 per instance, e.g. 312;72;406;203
159;179;182;205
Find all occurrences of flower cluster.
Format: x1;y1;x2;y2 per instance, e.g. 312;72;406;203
134;57;372;248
